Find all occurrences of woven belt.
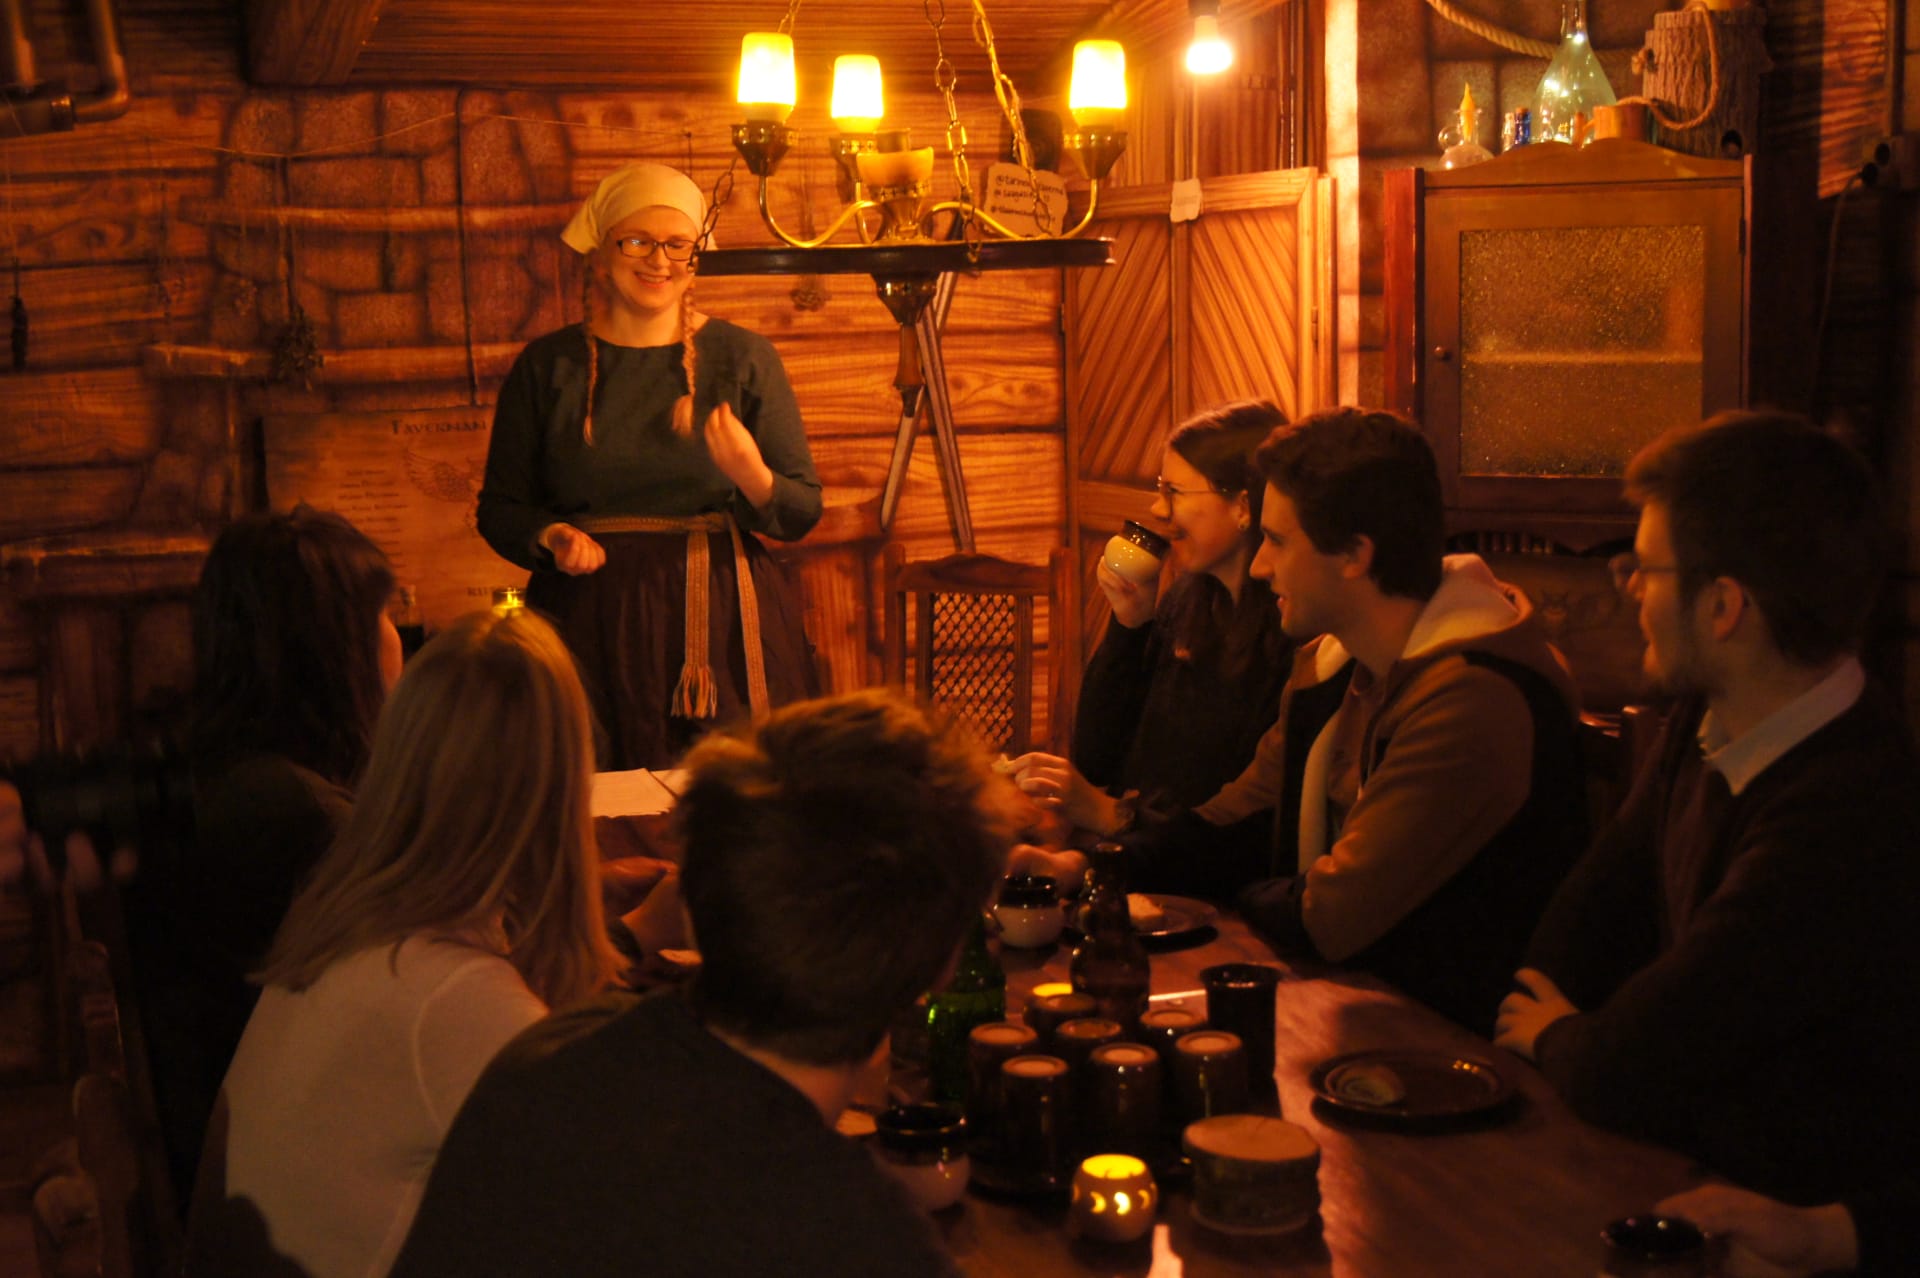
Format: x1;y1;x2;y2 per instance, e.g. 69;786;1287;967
575;513;768;722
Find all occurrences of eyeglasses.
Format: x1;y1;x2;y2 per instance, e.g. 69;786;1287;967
615;236;698;262
1153;476;1227;502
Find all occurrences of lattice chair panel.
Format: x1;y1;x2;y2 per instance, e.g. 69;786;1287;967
882;547;1078;758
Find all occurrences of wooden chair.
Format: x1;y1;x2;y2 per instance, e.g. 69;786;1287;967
882;546;1079;756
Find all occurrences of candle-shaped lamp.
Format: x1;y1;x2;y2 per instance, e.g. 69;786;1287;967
1069;1153;1158;1243
831;55;884;134
737;33;796;124
1068;40;1127;129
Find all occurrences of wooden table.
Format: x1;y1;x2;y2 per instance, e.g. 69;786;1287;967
939;912;1705;1278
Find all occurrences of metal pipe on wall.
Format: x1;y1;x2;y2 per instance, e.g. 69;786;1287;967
0;0;129;137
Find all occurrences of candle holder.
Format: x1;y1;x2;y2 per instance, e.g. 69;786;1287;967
1068;1154;1158;1243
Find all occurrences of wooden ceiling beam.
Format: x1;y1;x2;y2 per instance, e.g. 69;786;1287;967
245;0;387;85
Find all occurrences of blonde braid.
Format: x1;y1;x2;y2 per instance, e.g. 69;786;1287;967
581;268;600;447
672;286;699;438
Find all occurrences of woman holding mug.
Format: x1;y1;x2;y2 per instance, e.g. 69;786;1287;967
1012;400;1294;848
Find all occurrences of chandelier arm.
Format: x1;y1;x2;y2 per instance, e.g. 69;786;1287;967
757;179;881;249
919;183;1101;241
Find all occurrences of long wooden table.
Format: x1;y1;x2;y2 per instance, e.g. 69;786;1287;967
937;912;1705;1278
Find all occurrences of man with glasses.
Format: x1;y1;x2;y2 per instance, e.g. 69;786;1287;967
1496;412;1920;1212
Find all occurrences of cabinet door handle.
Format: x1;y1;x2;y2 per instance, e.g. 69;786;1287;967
1432;346;1453;363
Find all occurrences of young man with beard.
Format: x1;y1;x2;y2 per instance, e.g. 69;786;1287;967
1496;412;1920;1217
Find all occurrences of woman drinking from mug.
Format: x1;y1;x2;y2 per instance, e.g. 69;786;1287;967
479;161;822;767
1011;401;1294;866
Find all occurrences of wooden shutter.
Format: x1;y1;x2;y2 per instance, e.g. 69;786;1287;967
1064;168;1335;658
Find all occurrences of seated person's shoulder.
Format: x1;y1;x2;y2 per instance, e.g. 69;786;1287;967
480;988;646;1082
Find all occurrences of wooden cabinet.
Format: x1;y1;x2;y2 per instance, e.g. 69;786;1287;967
1384;140;1794;549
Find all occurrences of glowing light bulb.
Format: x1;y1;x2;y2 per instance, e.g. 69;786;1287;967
1185;14;1234;75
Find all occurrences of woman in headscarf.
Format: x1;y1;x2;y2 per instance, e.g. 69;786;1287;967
478;162;823;768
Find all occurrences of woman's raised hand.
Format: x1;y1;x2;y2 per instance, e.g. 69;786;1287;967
703;403;775;508
1096;559;1157;629
539;523;608;576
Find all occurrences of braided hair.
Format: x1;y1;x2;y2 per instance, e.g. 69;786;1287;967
579;245;703;447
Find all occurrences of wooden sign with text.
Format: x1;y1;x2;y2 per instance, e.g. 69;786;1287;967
263;408;522;630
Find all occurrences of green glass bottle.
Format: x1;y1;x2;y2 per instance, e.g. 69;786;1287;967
926;915;1006;1103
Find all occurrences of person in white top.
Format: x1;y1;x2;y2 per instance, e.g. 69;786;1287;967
186;604;620;1278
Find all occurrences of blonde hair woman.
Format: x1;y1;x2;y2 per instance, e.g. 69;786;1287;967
477;161;824;768
188;607;618;1278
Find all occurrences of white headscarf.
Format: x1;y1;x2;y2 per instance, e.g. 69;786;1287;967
560;162;713;255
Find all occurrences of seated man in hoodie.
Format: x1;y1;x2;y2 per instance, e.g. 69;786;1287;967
1190;408;1586;1030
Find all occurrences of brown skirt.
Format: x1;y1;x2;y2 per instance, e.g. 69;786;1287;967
527;528;818;769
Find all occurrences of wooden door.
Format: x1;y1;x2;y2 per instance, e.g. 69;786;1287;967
1063;168;1334;660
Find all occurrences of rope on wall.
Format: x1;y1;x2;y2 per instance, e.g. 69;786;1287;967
1423;0;1555;59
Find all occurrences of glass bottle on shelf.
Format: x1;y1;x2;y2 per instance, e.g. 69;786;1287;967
1533;0;1616;144
1439;82;1495;169
1070;843;1151;1037
926;915;1006;1103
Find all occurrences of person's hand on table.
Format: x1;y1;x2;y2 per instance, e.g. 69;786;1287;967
703;403;775;509
539;523;607;576
1655;1185;1858;1278
1004;751;1123;837
1095;559;1158;630
1493;967;1579;1060
1007;843;1087;898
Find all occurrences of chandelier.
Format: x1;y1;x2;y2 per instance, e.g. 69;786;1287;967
697;1;1127;417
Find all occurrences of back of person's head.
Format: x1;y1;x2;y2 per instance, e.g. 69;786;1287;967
1625;410;1885;666
1255;408;1445;600
259;607;616;1008
677;690;1013;1066
191;506;394;786
1168;399;1288;545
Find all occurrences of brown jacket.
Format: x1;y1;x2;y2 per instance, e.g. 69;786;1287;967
1207;555;1581;972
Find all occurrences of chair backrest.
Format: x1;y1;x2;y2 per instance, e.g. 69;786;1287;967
882;546;1078;756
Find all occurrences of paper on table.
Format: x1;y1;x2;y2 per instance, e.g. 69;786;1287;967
591;769;687;817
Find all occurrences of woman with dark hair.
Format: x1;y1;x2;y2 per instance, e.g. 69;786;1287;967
129;505;402;1203
479;162;822;768
191;607;617;1278
1011;401;1294;842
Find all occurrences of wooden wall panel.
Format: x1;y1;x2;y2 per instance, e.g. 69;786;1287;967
0;470;145;541
1;369;168;467
0;677;39;760
1190;205;1303;416
16;264;214;368
0;602;37;673
1069;217;1174;483
0;174;216;267
0;93;230;180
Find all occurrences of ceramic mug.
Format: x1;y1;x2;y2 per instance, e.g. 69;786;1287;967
1103;520;1171;586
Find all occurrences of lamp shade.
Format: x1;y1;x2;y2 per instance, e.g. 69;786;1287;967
831;54;884;133
1069;40;1127;128
737;32;797;123
1185;15;1234;75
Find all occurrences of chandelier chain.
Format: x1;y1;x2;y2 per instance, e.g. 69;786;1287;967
777;0;802;35
969;0;1049;233
924;0;975;217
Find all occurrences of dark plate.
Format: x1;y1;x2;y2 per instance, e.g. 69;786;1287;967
1139;894;1218;943
1062;894;1219;952
1308;1049;1513;1125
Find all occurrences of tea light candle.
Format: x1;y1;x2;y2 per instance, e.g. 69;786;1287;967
1031;982;1075;1000
1069;1153;1157;1243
